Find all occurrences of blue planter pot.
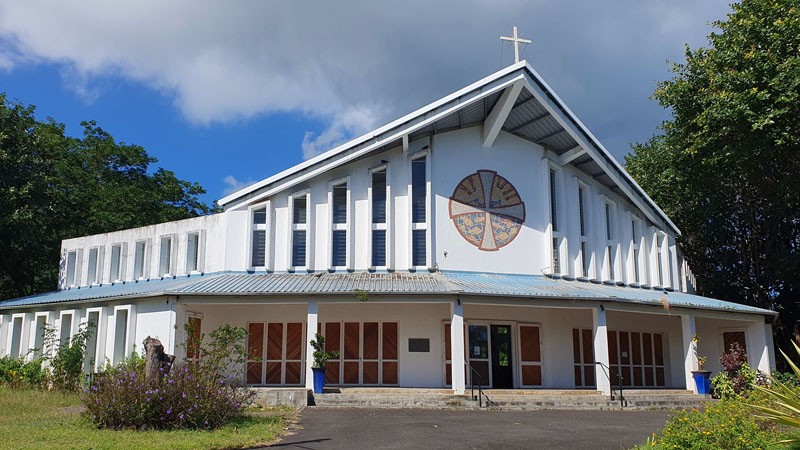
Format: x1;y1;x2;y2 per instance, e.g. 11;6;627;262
692;371;712;395
312;367;326;394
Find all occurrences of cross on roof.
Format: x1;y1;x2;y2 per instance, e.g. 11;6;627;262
500;26;532;63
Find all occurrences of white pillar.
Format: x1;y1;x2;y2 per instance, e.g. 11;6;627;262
749;319;772;375
592;306;611;395
766;322;776;374
450;300;466;395
681;314;697;392
305;300;319;390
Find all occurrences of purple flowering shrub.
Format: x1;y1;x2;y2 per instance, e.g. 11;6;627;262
82;325;254;430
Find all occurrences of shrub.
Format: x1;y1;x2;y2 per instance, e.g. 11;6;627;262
711;342;766;399
82;325;254;430
0;356;45;389
42;323;94;391
640;390;791;449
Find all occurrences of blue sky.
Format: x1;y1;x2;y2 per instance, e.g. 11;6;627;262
0;1;733;207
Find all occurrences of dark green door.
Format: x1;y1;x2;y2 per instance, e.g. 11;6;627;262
491;325;513;388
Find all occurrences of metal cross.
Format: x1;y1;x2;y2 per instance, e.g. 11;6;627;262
500;26;532;63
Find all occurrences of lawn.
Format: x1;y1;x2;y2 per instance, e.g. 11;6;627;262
0;387;291;450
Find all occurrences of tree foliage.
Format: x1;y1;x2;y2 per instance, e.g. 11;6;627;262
0;94;215;299
625;0;800;361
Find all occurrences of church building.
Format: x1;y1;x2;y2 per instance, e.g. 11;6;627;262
0;60;776;396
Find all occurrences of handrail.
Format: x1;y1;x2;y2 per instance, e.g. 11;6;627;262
465;361;491;408
594;361;626;408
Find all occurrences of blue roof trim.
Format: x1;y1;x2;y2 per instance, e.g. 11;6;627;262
0;270;775;316
0;272;226;309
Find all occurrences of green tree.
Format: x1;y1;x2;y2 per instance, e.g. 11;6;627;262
0;94;215;300
625;0;800;364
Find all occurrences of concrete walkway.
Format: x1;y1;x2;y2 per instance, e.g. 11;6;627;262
267;408;670;449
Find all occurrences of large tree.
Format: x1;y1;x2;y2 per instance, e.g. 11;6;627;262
0;94;215;299
625;0;800;361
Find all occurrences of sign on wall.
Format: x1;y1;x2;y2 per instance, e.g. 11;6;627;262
448;170;525;251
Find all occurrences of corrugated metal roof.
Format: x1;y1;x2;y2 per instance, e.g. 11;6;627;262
173;272;456;295
0;274;214;309
0;271;775;316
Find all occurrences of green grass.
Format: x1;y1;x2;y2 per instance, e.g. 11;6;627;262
0;387;291;450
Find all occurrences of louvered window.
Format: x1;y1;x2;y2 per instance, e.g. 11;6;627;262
251;205;268;268
371;168;388;268
330;181;348;268
291;195;308;268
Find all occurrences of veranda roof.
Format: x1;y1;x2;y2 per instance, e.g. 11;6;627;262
0;271;776;317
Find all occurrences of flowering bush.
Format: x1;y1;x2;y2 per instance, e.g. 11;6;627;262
711;342;766;399
82;325;254;430
640;390;791;449
0;356;45;388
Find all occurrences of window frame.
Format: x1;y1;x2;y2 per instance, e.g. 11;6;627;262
287;190;311;271
328;177;351;270
158;235;177;277
109;243;126;283
65;250;79;288
132;239;150;280
408;150;430;270
368;164;391;270
86;246;103;286
248;201;271;271
548;164;563;276
185;230;205;274
576;180;591;279
603;199;618;283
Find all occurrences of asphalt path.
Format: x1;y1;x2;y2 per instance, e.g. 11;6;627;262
267;408;670;449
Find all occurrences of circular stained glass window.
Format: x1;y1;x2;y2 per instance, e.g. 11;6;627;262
448;170;526;251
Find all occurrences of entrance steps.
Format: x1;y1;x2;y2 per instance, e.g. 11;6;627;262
308;388;714;410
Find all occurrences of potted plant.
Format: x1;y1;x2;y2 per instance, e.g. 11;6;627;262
690;334;712;395
310;333;339;394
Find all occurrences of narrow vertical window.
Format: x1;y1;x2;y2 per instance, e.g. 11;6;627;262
251;206;267;267
113;309;129;365
578;185;590;278
411;156;427;267
371;169;387;267
66;251;77;287
657;235;665;287
632;220;640;284
186;232;200;273
159;236;173;276
10;317;22;358
291;196;307;268
605;203;615;282
549;170;558;232
87;248;99;285
552;237;561;274
581;242;590;277
109;244;123;282
578;187;586;237
331;183;348;267
133;240;146;279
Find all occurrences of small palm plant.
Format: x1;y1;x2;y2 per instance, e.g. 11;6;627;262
751;341;800;443
309;333;339;369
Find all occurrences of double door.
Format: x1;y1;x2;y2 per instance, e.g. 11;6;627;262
446;322;541;389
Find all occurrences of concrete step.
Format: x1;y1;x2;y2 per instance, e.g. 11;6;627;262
309;392;714;410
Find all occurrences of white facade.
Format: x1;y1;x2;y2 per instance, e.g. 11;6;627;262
0;61;775;395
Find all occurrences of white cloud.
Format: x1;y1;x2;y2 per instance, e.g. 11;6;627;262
301;105;379;160
222;175;257;196
0;0;732;160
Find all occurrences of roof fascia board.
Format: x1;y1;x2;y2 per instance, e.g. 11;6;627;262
521;63;680;234
219;61;529;207
225;74;527;210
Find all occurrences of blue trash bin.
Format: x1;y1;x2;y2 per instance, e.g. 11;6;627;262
692;371;712;395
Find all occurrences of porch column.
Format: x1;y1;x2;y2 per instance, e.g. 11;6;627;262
681;313;697;392
304;300;319;390
766;322;776;374
749;318;773;375
592;306;611;395
450;300;466;395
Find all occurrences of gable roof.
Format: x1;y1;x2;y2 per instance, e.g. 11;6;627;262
219;61;679;234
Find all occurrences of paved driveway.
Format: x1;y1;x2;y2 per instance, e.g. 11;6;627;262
267;408;670;449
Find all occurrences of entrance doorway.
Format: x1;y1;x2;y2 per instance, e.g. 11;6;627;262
466;323;514;388
491;325;513;388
